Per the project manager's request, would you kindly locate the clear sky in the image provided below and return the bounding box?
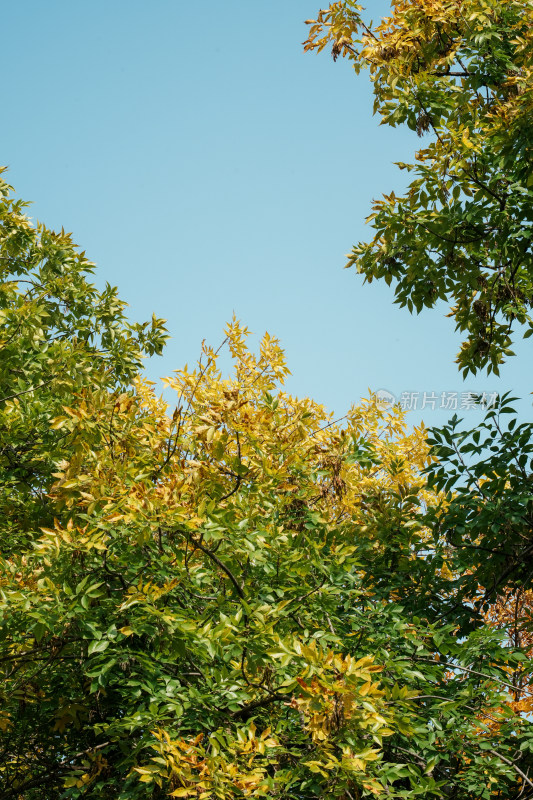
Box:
[3,1,531,427]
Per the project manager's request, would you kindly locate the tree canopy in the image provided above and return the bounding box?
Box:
[1,171,532,799]
[304,0,533,375]
[1,0,533,797]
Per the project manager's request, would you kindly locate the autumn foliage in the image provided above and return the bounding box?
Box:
[1,0,533,797]
[305,0,533,375]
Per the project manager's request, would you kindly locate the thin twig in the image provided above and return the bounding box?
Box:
[0,378,55,403]
[189,535,245,599]
[489,749,533,790]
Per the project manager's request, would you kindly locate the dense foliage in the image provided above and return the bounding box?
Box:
[303,0,533,796]
[1,0,533,797]
[0,169,167,558]
[304,0,533,375]
[1,172,532,799]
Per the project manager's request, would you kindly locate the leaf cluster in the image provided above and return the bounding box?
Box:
[305,0,533,374]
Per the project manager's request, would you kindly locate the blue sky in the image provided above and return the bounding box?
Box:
[3,0,531,426]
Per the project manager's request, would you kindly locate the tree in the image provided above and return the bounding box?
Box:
[305,3,533,794]
[486,589,533,723]
[0,168,167,558]
[304,0,533,375]
[424,396,533,610]
[3,1,533,791]
[2,175,532,798]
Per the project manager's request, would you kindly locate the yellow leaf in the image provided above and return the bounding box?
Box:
[50,416,69,429]
[106,513,124,523]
